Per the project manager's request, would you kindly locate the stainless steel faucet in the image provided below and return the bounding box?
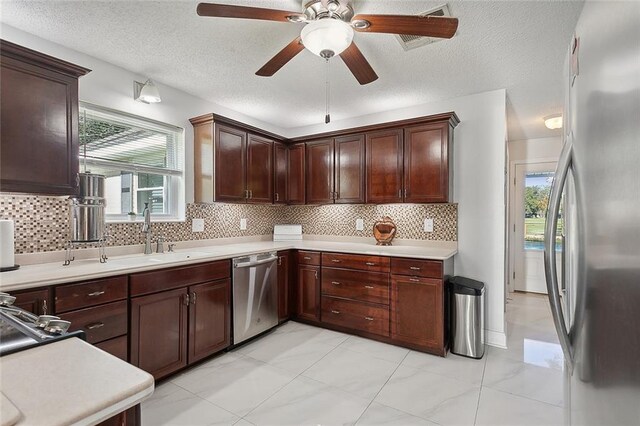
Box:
[141,202,152,255]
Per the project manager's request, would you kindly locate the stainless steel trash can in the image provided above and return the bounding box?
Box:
[450,276,485,359]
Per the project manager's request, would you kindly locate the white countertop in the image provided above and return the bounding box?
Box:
[0,239,457,292]
[0,338,154,426]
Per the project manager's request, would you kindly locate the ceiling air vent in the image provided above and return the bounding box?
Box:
[395,4,451,51]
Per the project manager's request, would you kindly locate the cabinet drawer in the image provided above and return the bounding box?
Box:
[322,252,390,272]
[298,251,321,266]
[322,268,389,305]
[59,300,127,344]
[55,276,127,313]
[130,260,230,296]
[391,258,442,279]
[95,335,128,361]
[322,296,389,337]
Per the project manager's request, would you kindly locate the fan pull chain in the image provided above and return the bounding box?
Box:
[325,58,331,124]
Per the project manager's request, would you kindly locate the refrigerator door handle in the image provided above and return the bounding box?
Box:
[544,135,574,368]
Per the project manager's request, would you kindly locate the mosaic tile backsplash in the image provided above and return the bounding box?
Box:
[0,195,457,254]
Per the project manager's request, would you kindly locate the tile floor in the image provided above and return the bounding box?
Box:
[142,292,565,425]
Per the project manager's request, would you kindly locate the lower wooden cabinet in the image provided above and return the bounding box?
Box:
[11,287,51,316]
[391,274,445,355]
[95,335,128,361]
[296,264,320,322]
[188,279,230,364]
[97,405,140,426]
[130,278,231,380]
[322,296,389,337]
[277,251,291,322]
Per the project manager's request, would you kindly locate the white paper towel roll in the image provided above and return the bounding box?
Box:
[0,219,15,268]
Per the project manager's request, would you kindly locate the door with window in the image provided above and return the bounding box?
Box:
[513,163,562,293]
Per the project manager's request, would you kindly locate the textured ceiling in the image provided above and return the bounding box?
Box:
[0,0,584,140]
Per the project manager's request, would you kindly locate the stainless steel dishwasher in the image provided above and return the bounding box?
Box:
[232,251,278,345]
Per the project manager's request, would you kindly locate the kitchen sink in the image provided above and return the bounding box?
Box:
[109,251,212,266]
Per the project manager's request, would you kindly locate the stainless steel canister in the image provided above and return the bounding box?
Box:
[68,199,105,242]
[77,172,105,204]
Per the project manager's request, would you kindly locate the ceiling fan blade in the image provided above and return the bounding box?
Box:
[197,3,304,22]
[256,37,305,77]
[352,14,458,38]
[339,42,378,85]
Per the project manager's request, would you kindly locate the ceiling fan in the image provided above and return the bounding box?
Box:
[196,0,459,85]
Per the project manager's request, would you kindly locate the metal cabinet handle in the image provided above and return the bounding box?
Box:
[183,294,190,306]
[304,256,311,260]
[87,291,105,297]
[410,266,421,271]
[278,256,282,266]
[245,189,249,198]
[364,316,374,321]
[364,285,374,289]
[315,271,318,280]
[250,190,253,199]
[409,278,420,282]
[398,189,402,198]
[331,281,341,286]
[42,299,48,315]
[404,188,408,197]
[86,322,105,330]
[331,310,340,315]
[191,292,197,305]
[331,259,341,263]
[365,262,376,266]
[275,193,279,202]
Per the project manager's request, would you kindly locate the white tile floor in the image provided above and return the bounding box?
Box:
[142,292,565,425]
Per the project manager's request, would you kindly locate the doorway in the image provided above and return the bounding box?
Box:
[512,162,562,294]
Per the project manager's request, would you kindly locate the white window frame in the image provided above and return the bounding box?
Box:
[79,102,185,223]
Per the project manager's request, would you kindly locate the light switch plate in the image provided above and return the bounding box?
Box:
[356,218,364,231]
[192,218,205,233]
[240,218,247,230]
[424,218,434,233]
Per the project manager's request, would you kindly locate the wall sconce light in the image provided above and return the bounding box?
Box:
[544,114,563,130]
[134,79,161,104]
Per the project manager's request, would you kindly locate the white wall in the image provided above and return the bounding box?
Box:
[0,24,288,205]
[292,90,509,347]
[508,137,562,162]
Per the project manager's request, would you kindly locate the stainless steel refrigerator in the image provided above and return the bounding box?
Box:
[543,1,640,425]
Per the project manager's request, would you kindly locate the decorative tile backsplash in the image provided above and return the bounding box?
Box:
[0,195,457,254]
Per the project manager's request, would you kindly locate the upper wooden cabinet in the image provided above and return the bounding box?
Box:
[191,114,279,204]
[305,139,334,204]
[0,40,90,195]
[274,142,288,204]
[287,144,305,204]
[334,135,366,204]
[366,129,404,203]
[404,122,452,203]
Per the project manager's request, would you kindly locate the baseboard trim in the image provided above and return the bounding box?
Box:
[485,330,507,348]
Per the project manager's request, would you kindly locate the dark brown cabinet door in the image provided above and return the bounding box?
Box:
[0,41,89,195]
[274,142,288,204]
[12,288,51,316]
[188,279,230,364]
[288,144,305,204]
[334,134,366,204]
[296,265,320,322]
[130,288,189,380]
[277,251,290,322]
[366,129,403,203]
[391,275,444,355]
[192,118,214,203]
[215,124,246,202]
[305,139,334,204]
[404,122,451,203]
[246,134,273,203]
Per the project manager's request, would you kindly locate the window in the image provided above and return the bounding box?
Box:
[79,103,185,221]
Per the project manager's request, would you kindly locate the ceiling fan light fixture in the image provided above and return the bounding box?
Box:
[133,79,162,104]
[286,14,307,23]
[544,114,563,129]
[301,19,354,57]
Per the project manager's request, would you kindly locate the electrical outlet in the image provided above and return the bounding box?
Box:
[424,218,434,233]
[240,218,247,230]
[192,218,205,233]
[356,218,364,231]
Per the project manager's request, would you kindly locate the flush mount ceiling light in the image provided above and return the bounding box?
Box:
[300,18,354,58]
[134,79,162,104]
[544,114,563,129]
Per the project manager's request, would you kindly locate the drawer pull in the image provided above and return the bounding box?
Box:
[331,281,341,286]
[410,266,421,271]
[364,285,375,289]
[191,292,197,305]
[364,316,374,321]
[86,322,105,330]
[331,259,341,263]
[365,262,376,266]
[409,278,421,282]
[331,310,341,315]
[87,291,105,297]
[303,256,311,260]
